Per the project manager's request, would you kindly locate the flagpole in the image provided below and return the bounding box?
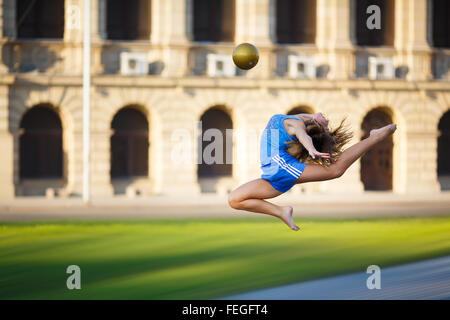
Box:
[82,0,91,203]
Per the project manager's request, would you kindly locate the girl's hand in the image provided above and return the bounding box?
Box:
[313,113,330,133]
[309,149,330,159]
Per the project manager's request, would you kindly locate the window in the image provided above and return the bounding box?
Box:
[110,107,149,178]
[198,107,232,178]
[360,108,394,190]
[107,0,151,40]
[193,0,235,42]
[438,111,450,190]
[19,105,63,179]
[276,0,316,44]
[356,0,395,46]
[17,0,64,38]
[432,0,450,48]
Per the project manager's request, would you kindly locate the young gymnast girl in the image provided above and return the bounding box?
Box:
[228,112,397,231]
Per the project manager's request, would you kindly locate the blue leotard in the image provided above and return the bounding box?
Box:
[260,114,307,192]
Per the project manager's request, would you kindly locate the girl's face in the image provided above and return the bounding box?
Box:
[314,113,330,133]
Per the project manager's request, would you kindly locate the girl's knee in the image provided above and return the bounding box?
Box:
[228,192,243,210]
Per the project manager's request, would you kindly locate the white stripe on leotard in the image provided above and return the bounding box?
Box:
[273,157,300,178]
[272,155,301,178]
[274,154,303,176]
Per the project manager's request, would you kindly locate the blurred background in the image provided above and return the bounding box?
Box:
[0,0,449,300]
[0,0,449,199]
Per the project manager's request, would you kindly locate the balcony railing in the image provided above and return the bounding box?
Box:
[1,38,448,83]
[1,39,67,74]
[433,49,450,80]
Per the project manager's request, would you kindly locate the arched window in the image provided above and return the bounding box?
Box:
[19,105,63,179]
[438,110,450,190]
[17,0,64,38]
[107,0,151,40]
[360,108,393,190]
[276,0,316,44]
[110,107,149,178]
[432,0,450,48]
[355,0,395,46]
[193,0,235,42]
[198,107,233,178]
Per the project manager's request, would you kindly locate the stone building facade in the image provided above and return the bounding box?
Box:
[0,0,449,199]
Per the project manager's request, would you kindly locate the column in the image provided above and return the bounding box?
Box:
[316,0,354,79]
[90,130,114,197]
[64,0,105,42]
[157,104,201,195]
[91,0,106,74]
[235,0,275,78]
[151,0,190,77]
[403,98,441,193]
[63,0,105,74]
[0,84,14,198]
[395,0,432,81]
[321,98,365,194]
[88,91,114,198]
[405,131,441,193]
[235,0,274,45]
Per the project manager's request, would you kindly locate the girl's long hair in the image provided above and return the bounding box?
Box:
[285,118,353,167]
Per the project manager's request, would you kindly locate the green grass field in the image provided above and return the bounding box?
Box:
[1,216,450,299]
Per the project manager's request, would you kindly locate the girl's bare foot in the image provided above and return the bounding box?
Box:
[279,206,300,231]
[369,124,397,143]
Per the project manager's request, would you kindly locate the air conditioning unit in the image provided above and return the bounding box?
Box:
[120,52,149,75]
[288,55,315,79]
[368,57,394,80]
[207,53,235,77]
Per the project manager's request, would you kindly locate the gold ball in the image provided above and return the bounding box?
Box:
[232,43,259,70]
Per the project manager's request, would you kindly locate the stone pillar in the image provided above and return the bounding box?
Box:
[316,0,354,79]
[64,0,82,42]
[64,0,105,42]
[87,89,115,198]
[150,0,166,44]
[68,112,107,198]
[405,132,441,193]
[64,0,105,74]
[63,0,82,75]
[394,0,432,81]
[167,0,191,44]
[402,98,441,194]
[235,0,274,45]
[235,0,275,78]
[89,130,114,197]
[157,104,200,195]
[321,96,364,194]
[0,84,14,198]
[151,0,190,77]
[68,132,84,196]
[91,0,106,74]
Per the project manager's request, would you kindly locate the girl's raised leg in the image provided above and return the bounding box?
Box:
[296,124,397,184]
[228,179,300,231]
